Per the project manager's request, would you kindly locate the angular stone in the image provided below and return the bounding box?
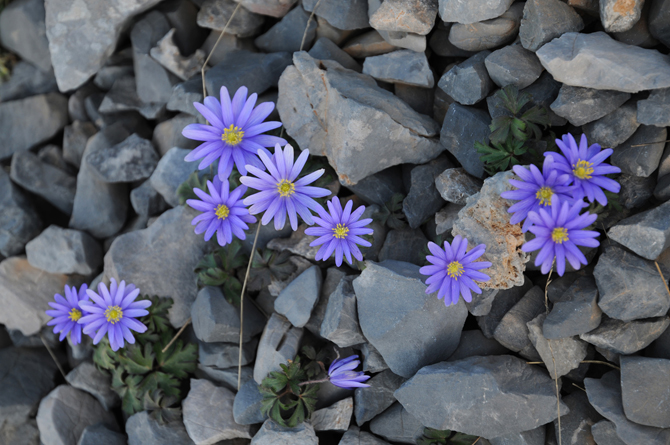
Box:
[608,200,670,260]
[93,65,134,91]
[394,84,433,116]
[149,147,199,207]
[86,133,158,183]
[439,0,514,24]
[153,114,199,156]
[150,29,205,82]
[63,121,98,168]
[199,339,257,369]
[344,166,404,207]
[616,173,653,210]
[274,265,322,328]
[583,100,640,148]
[266,224,322,261]
[354,369,405,426]
[656,174,670,202]
[440,104,490,178]
[360,342,388,373]
[600,0,644,32]
[253,313,303,384]
[369,403,424,444]
[438,51,493,106]
[528,313,589,378]
[78,423,126,445]
[594,245,670,321]
[182,379,251,444]
[403,156,452,228]
[45,0,164,92]
[277,52,441,186]
[585,371,670,445]
[591,420,627,445]
[0,61,58,102]
[637,88,670,127]
[67,83,99,122]
[321,276,366,348]
[38,144,71,173]
[362,50,434,88]
[353,260,467,378]
[543,276,601,339]
[485,44,544,89]
[305,267,347,337]
[26,226,101,275]
[580,316,670,354]
[395,355,567,438]
[233,379,267,425]
[197,0,264,36]
[98,76,165,120]
[342,30,398,58]
[620,356,670,428]
[489,427,545,445]
[550,85,630,126]
[649,0,670,47]
[251,419,318,444]
[197,364,254,390]
[66,362,118,411]
[446,329,510,361]
[302,0,368,30]
[434,167,482,206]
[429,22,476,56]
[254,5,315,53]
[377,228,428,266]
[448,3,524,52]
[553,390,601,445]
[519,0,584,52]
[130,180,167,217]
[308,37,361,72]
[311,397,353,432]
[369,0,437,35]
[126,411,192,445]
[0,0,51,72]
[235,0,297,17]
[36,385,117,445]
[477,275,533,337]
[520,71,567,126]
[493,286,544,358]
[205,50,291,98]
[166,76,204,119]
[339,426,391,445]
[537,31,670,93]
[435,203,464,236]
[612,125,667,178]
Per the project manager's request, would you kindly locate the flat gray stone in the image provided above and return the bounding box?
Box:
[649,0,670,47]
[493,286,544,359]
[321,276,366,348]
[619,173,656,209]
[274,265,322,328]
[126,411,192,445]
[608,200,670,260]
[77,423,126,445]
[302,0,369,30]
[233,379,267,425]
[86,133,159,183]
[369,0,438,35]
[26,226,102,275]
[583,100,640,148]
[446,329,510,361]
[485,44,544,89]
[435,203,464,236]
[550,85,630,126]
[98,76,165,119]
[311,397,353,432]
[369,403,424,444]
[435,167,482,205]
[149,147,199,207]
[591,420,627,445]
[342,30,398,58]
[395,355,568,438]
[440,103,490,178]
[339,426,391,445]
[150,29,205,82]
[344,167,404,207]
[519,0,584,52]
[0,61,58,102]
[439,0,514,24]
[552,390,601,445]
[354,369,405,426]
[438,51,493,105]
[448,3,524,52]
[0,169,42,258]
[362,50,434,88]
[377,228,427,266]
[152,114,199,156]
[0,0,51,72]
[543,276,602,339]
[477,275,533,337]
[305,267,347,337]
[489,427,545,445]
[600,0,644,32]
[527,313,589,379]
[130,180,167,217]
[403,156,452,229]
[611,125,667,177]
[308,37,361,72]
[254,5,315,53]
[253,313,303,384]
[166,76,204,119]
[197,364,253,391]
[251,419,317,444]
[66,362,118,411]
[621,355,670,428]
[63,121,98,168]
[638,88,670,127]
[199,339,257,369]
[197,0,264,36]
[580,316,670,354]
[234,0,297,17]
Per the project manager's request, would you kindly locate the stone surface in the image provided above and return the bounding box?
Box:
[600,0,644,32]
[0,61,58,102]
[345,167,404,207]
[489,427,545,445]
[493,286,544,359]
[361,342,389,373]
[265,224,322,261]
[528,313,589,379]
[153,113,199,156]
[638,88,670,127]
[362,50,434,88]
[149,147,199,207]
[233,379,267,425]
[339,426,391,445]
[274,265,322,328]
[253,313,303,384]
[234,0,297,17]
[86,133,159,183]
[66,362,118,411]
[36,385,117,445]
[477,276,533,336]
[130,180,168,217]
[321,276,366,348]
[45,0,164,92]
[594,245,670,321]
[403,156,452,228]
[353,260,467,378]
[342,30,398,58]
[311,397,353,432]
[620,355,670,428]
[251,419,318,444]
[485,44,544,89]
[63,121,98,168]
[302,0,368,30]
[439,0,514,24]
[369,0,437,35]
[395,355,567,438]
[553,390,602,445]
[305,267,347,337]
[254,5,316,53]
[440,103,490,178]
[435,203,464,235]
[183,379,251,444]
[192,286,264,343]
[378,229,428,267]
[580,316,670,354]
[277,52,441,186]
[434,168,483,205]
[608,200,670,260]
[369,403,424,444]
[550,85,630,126]
[591,420,627,445]
[26,226,102,276]
[309,37,361,72]
[438,51,493,105]
[354,369,405,426]
[446,329,509,361]
[543,276,601,339]
[77,423,126,445]
[612,125,667,177]
[126,411,192,445]
[448,3,524,52]
[98,76,165,119]
[583,100,640,148]
[150,29,205,82]
[536,31,670,93]
[520,71,567,126]
[619,173,655,209]
[199,339,257,369]
[196,364,254,390]
[205,50,291,98]
[0,0,51,72]
[519,0,584,52]
[649,0,670,47]
[166,76,204,118]
[197,0,264,36]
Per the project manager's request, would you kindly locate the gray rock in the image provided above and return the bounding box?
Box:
[266,224,323,261]
[130,180,168,217]
[637,88,670,127]
[86,133,158,183]
[302,0,368,30]
[656,174,670,202]
[196,364,254,390]
[435,167,482,205]
[0,0,51,72]
[66,362,118,411]
[153,114,199,156]
[519,0,584,52]
[552,390,601,445]
[394,84,434,116]
[77,423,126,445]
[395,355,567,438]
[438,51,493,105]
[489,427,545,445]
[251,419,318,444]
[253,313,303,384]
[274,265,322,328]
[305,267,347,337]
[339,426,391,445]
[446,329,510,361]
[182,379,251,444]
[369,403,424,444]
[45,0,164,92]
[149,147,199,207]
[362,50,434,88]
[360,342,389,373]
[0,93,68,160]
[321,276,366,347]
[485,44,544,89]
[103,206,209,327]
[197,0,264,36]
[354,370,405,426]
[150,29,205,82]
[448,3,524,52]
[591,420,627,445]
[620,356,670,428]
[439,103,490,178]
[537,31,670,93]
[38,144,72,173]
[594,245,670,321]
[583,100,640,148]
[528,313,589,379]
[377,228,428,266]
[309,37,361,72]
[585,371,670,445]
[255,5,316,53]
[67,83,99,122]
[353,260,468,378]
[543,276,601,339]
[403,156,452,228]
[477,275,533,337]
[612,0,658,47]
[617,172,655,209]
[649,0,670,48]
[611,125,667,177]
[341,30,398,58]
[277,52,441,186]
[493,286,544,359]
[0,61,58,102]
[520,71,567,126]
[311,397,353,432]
[234,0,297,17]
[550,85,630,126]
[233,379,267,425]
[126,411,192,445]
[166,76,204,119]
[36,385,117,445]
[439,0,514,24]
[192,286,264,343]
[98,76,165,120]
[93,65,134,91]
[608,199,670,260]
[369,0,437,35]
[435,203,464,236]
[580,316,670,354]
[600,0,644,32]
[26,226,102,275]
[205,50,291,97]
[199,339,256,371]
[63,121,98,168]
[345,167,404,207]
[429,22,477,56]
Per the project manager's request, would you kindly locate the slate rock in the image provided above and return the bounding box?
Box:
[309,37,361,72]
[519,0,584,52]
[149,147,199,207]
[183,379,251,444]
[251,419,318,444]
[234,0,297,17]
[360,342,389,373]
[254,5,316,53]
[354,369,405,426]
[403,156,452,228]
[440,103,490,178]
[197,0,264,36]
[233,379,267,425]
[619,174,655,209]
[395,355,568,438]
[305,267,347,337]
[583,100,640,148]
[167,76,204,118]
[434,167,483,205]
[485,44,544,89]
[580,315,670,354]
[196,364,254,391]
[594,245,670,320]
[130,180,168,217]
[368,403,424,444]
[429,22,477,56]
[612,0,658,47]
[339,426,391,445]
[362,50,434,88]
[192,286,264,343]
[520,71,567,126]
[543,275,601,339]
[26,226,102,276]
[353,260,467,378]
[344,166,404,207]
[591,420,627,445]
[394,84,434,116]
[45,0,164,92]
[205,50,291,98]
[36,385,117,445]
[98,76,165,120]
[311,397,353,432]
[126,411,192,445]
[77,423,126,445]
[553,390,602,445]
[377,228,428,266]
[199,339,257,370]
[528,313,589,378]
[0,0,51,72]
[438,51,493,106]
[341,30,398,58]
[253,313,303,384]
[66,362,118,411]
[600,0,644,32]
[448,3,524,52]
[321,276,366,348]
[369,0,438,35]
[537,31,670,92]
[620,355,670,428]
[274,265,322,328]
[608,199,670,260]
[302,0,368,30]
[93,65,134,91]
[446,329,510,361]
[86,133,159,183]
[38,144,72,173]
[435,203,464,236]
[489,427,545,445]
[0,61,58,102]
[493,286,544,359]
[439,0,514,24]
[149,29,205,82]
[477,275,533,337]
[153,114,199,156]
[550,85,630,126]
[611,125,667,177]
[656,174,670,202]
[637,88,670,127]
[63,121,98,168]
[67,84,99,122]
[649,0,670,47]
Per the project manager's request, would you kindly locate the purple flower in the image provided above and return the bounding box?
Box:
[328,355,370,389]
[78,279,151,351]
[304,197,373,267]
[545,133,621,206]
[186,176,256,246]
[46,284,90,344]
[500,157,575,232]
[522,195,600,276]
[419,236,492,306]
[182,86,287,180]
[240,143,331,231]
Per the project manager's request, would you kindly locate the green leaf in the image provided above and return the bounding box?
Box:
[286,400,305,428]
[157,340,198,379]
[92,338,118,370]
[118,342,155,375]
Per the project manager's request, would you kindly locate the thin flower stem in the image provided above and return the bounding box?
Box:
[631,139,670,147]
[161,317,191,353]
[201,2,242,99]
[655,261,670,299]
[298,378,330,386]
[238,222,262,390]
[543,263,562,445]
[580,360,620,370]
[471,437,481,445]
[299,0,321,52]
[572,383,586,392]
[40,334,68,382]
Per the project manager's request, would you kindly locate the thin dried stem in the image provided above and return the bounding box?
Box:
[655,261,670,298]
[238,222,262,390]
[572,383,586,392]
[543,264,562,445]
[201,2,243,99]
[40,334,68,382]
[471,437,481,445]
[631,139,670,147]
[580,360,620,370]
[162,318,191,353]
[300,0,322,52]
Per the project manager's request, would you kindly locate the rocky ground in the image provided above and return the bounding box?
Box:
[1,0,670,444]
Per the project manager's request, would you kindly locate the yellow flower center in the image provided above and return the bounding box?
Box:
[277,179,295,197]
[222,124,244,146]
[215,204,229,220]
[535,187,554,206]
[447,261,464,279]
[105,306,123,324]
[69,308,82,322]
[332,223,349,239]
[552,227,569,244]
[572,159,594,180]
